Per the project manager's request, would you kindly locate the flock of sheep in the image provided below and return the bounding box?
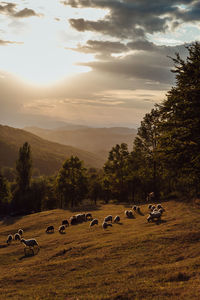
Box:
[5,202,165,256]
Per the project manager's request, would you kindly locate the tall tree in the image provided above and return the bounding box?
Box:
[159,42,200,195]
[12,142,32,212]
[104,143,129,202]
[0,173,11,214]
[56,156,88,208]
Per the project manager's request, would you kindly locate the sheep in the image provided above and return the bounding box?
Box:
[151,205,156,211]
[125,210,129,217]
[102,222,112,230]
[70,216,78,225]
[148,204,152,210]
[46,225,54,233]
[104,215,112,223]
[114,215,120,223]
[21,238,39,248]
[90,219,98,228]
[86,213,92,220]
[21,238,39,256]
[132,205,137,211]
[7,234,13,245]
[158,208,164,214]
[18,229,23,236]
[14,233,21,241]
[62,220,69,227]
[147,211,162,222]
[59,225,65,233]
[75,214,86,223]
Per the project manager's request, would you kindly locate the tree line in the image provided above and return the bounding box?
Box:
[1,42,200,215]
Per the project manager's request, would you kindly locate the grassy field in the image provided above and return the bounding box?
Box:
[1,200,200,299]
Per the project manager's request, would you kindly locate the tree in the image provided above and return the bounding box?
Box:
[0,173,11,214]
[56,156,88,208]
[104,143,129,202]
[12,142,32,212]
[158,42,200,196]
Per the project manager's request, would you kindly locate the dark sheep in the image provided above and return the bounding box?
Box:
[46,225,54,233]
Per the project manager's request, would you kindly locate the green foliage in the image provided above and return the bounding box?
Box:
[104,143,130,202]
[0,173,11,214]
[56,156,88,208]
[16,142,32,191]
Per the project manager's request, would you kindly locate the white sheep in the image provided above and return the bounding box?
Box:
[90,219,98,228]
[102,222,112,230]
[86,213,92,220]
[18,229,23,236]
[59,225,66,233]
[7,234,13,245]
[14,233,21,241]
[132,205,137,211]
[114,215,120,223]
[104,215,112,223]
[125,210,129,217]
[62,220,69,227]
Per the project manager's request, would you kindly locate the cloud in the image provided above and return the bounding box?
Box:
[14,8,40,18]
[0,2,40,18]
[64,0,197,39]
[0,39,23,45]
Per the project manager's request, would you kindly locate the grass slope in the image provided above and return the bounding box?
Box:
[0,200,200,299]
[0,125,105,175]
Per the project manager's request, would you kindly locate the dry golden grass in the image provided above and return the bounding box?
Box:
[1,200,200,299]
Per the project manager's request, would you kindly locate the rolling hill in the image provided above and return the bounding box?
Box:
[0,200,200,299]
[0,125,105,175]
[24,126,137,159]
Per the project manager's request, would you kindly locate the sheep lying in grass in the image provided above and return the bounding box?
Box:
[59,225,66,234]
[114,215,120,223]
[102,222,112,230]
[14,233,21,241]
[21,238,39,256]
[104,215,112,223]
[46,225,54,233]
[90,219,98,228]
[7,234,13,245]
[18,229,23,236]
[62,220,69,227]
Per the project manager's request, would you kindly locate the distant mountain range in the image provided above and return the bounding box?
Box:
[0,125,105,175]
[24,126,137,159]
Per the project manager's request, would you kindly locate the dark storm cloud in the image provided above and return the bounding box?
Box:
[64,0,197,38]
[0,2,40,18]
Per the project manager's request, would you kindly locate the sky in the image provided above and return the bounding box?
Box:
[0,0,200,129]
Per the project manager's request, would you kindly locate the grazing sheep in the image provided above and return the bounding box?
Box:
[59,225,66,233]
[70,216,78,225]
[46,225,54,233]
[14,233,21,241]
[75,214,86,223]
[125,210,129,217]
[151,205,156,211]
[158,208,164,214]
[104,215,112,223]
[62,220,69,227]
[21,238,39,248]
[102,222,112,230]
[114,215,120,223]
[132,205,137,211]
[148,204,152,210]
[90,219,98,228]
[18,229,23,236]
[86,213,92,220]
[125,210,134,218]
[7,234,13,245]
[147,211,162,222]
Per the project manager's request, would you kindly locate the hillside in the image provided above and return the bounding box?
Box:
[24,126,137,159]
[0,200,200,299]
[0,125,105,175]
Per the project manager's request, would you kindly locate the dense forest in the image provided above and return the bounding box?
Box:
[1,42,200,216]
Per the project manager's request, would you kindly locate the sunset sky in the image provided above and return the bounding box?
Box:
[0,0,200,128]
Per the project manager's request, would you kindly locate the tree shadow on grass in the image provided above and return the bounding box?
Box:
[2,215,23,226]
